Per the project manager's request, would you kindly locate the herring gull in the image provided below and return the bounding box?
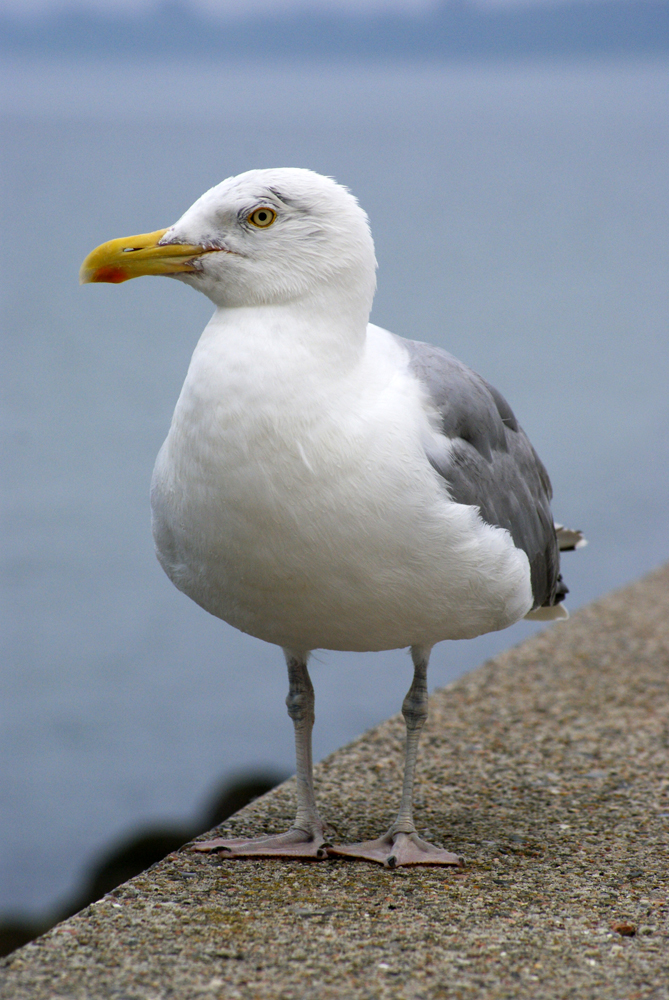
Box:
[80,168,585,867]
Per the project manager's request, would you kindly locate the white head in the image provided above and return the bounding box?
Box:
[81,168,377,317]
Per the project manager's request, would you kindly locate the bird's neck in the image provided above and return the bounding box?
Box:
[207,281,371,376]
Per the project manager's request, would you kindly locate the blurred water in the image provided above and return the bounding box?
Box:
[1,56,668,916]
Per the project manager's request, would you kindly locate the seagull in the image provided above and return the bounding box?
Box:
[80,168,584,868]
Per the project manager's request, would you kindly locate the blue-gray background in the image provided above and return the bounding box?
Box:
[2,50,668,917]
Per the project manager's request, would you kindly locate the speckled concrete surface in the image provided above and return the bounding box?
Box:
[2,564,668,999]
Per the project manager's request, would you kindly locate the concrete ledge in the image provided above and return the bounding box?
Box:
[2,565,669,999]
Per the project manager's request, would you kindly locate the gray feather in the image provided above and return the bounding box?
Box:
[400,336,564,611]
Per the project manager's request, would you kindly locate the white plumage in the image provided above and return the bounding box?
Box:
[81,168,582,867]
[151,318,532,652]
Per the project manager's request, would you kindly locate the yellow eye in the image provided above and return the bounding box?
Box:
[248,207,277,228]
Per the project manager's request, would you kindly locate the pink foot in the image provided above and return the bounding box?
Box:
[328,831,464,869]
[189,826,329,860]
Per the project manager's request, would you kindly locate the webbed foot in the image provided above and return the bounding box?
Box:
[190,826,329,860]
[327,830,463,869]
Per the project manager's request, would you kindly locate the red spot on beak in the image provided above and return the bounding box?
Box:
[93,266,128,284]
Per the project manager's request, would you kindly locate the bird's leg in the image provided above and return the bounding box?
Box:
[328,646,463,868]
[389,647,430,837]
[191,650,329,859]
[284,650,328,845]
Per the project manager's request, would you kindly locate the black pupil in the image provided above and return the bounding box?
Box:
[257,212,267,222]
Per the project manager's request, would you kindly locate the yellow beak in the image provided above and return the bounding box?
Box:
[79,229,207,285]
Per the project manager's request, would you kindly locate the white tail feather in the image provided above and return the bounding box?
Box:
[525,604,569,622]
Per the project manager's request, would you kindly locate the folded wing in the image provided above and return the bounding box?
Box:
[401,337,567,613]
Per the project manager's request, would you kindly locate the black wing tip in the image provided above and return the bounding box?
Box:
[555,524,588,552]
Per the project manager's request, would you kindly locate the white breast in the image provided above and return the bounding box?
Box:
[151,313,532,652]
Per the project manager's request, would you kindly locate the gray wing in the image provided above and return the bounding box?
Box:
[400,336,566,611]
